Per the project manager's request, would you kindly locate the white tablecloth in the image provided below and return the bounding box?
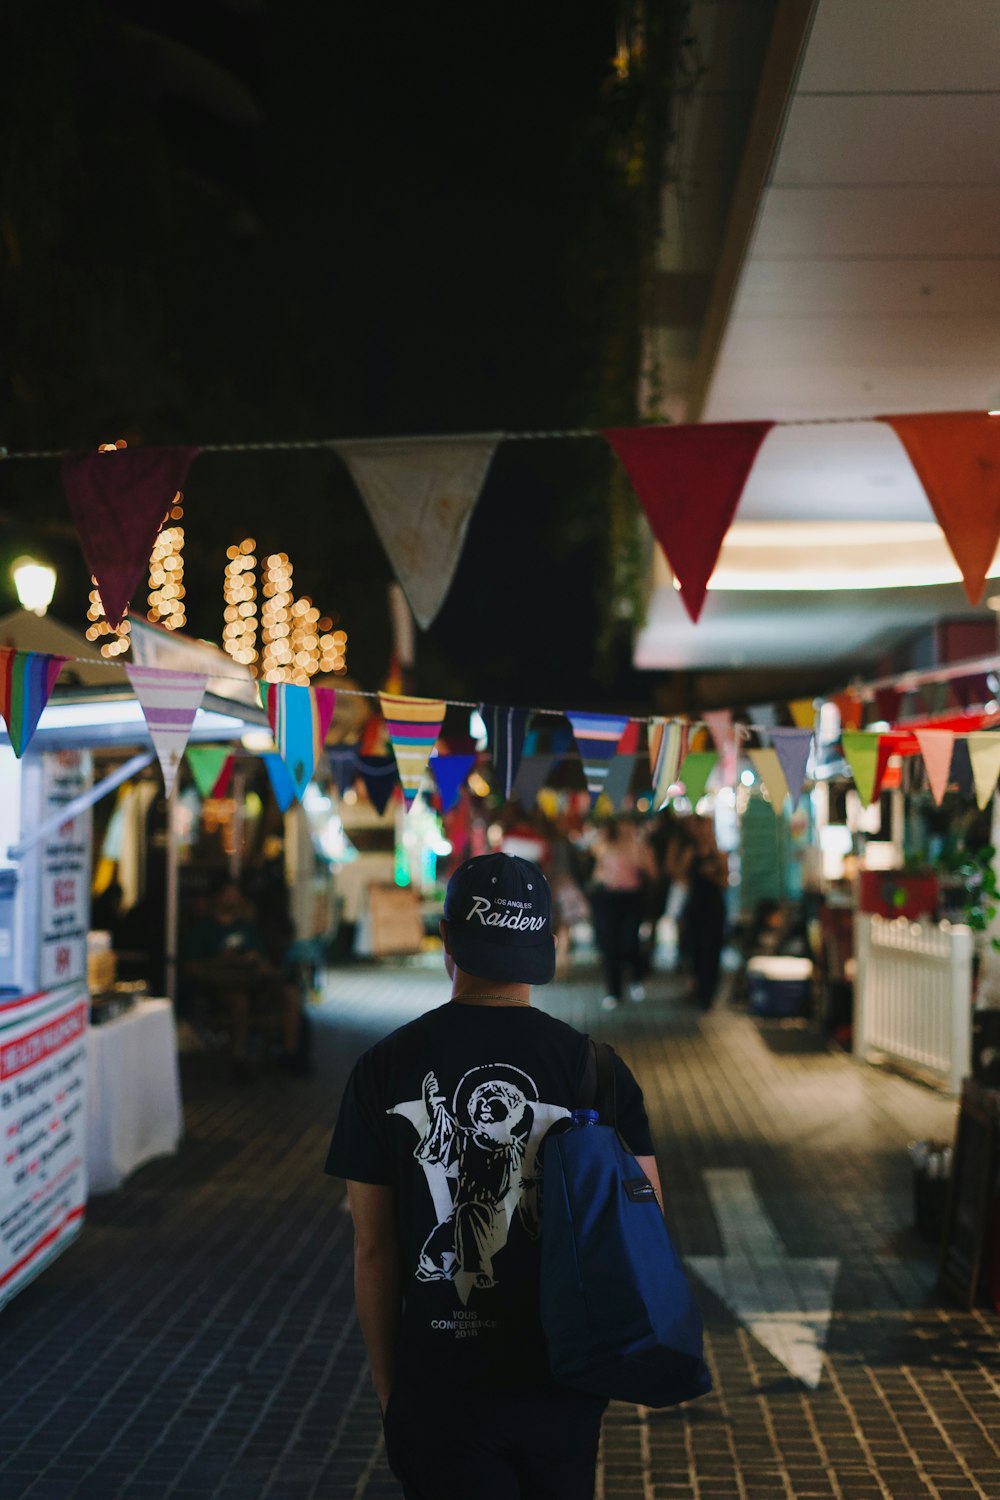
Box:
[85,999,183,1194]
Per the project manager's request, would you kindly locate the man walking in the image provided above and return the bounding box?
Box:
[326,852,660,1499]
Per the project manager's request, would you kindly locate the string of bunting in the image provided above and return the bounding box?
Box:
[5,408,999,633]
[3,645,1000,815]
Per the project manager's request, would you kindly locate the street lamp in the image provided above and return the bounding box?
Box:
[12,557,57,616]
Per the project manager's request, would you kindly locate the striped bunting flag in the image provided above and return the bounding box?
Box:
[126,665,208,794]
[260,683,337,803]
[0,648,67,758]
[648,719,685,809]
[566,711,630,807]
[480,703,529,801]
[379,693,446,811]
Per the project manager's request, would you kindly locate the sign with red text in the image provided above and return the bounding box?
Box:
[38,753,91,991]
[0,985,88,1311]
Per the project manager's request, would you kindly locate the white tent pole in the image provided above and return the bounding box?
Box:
[6,751,155,860]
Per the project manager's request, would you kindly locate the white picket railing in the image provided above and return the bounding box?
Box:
[853,913,974,1094]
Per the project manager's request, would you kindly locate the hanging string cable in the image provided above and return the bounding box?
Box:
[0,413,910,463]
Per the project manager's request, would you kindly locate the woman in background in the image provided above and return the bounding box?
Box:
[591,818,656,1011]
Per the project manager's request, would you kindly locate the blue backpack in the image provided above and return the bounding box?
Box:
[540,1040,712,1408]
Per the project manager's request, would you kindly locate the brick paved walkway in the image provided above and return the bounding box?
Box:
[1,965,998,1500]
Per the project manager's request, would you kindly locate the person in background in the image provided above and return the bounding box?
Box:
[184,878,301,1078]
[590,818,656,1011]
[549,813,590,979]
[91,881,125,949]
[673,816,728,1010]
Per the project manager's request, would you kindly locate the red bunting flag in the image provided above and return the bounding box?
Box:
[603,422,774,622]
[62,446,200,629]
[878,412,1000,606]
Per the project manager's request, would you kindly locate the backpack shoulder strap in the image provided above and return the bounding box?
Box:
[579,1037,617,1125]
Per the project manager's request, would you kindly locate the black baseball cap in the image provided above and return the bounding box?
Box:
[443,853,555,985]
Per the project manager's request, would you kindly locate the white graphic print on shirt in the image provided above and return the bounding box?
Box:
[388,1063,569,1306]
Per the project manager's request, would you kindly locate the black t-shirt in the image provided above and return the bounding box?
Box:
[325,1000,653,1389]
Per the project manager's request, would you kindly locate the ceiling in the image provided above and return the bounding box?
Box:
[635,0,1000,680]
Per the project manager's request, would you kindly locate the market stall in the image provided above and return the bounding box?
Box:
[0,615,271,1306]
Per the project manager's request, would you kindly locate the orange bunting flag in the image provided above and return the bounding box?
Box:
[878,411,1000,606]
[832,693,863,732]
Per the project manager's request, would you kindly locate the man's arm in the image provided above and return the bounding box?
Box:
[346,1180,402,1411]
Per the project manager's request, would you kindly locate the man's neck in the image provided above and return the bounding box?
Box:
[450,981,532,1007]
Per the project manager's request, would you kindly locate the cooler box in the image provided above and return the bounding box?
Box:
[747,955,813,1018]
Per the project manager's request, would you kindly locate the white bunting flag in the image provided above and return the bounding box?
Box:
[127,666,208,795]
[336,436,500,629]
[967,733,1000,810]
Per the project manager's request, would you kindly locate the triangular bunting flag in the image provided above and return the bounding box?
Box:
[832,692,863,732]
[616,720,640,756]
[878,412,1000,605]
[650,720,685,809]
[0,648,66,758]
[566,711,631,806]
[126,665,207,795]
[337,437,499,629]
[967,733,1000,810]
[601,753,638,811]
[788,698,816,731]
[357,755,399,816]
[873,736,900,803]
[328,746,358,796]
[750,702,777,730]
[841,731,880,805]
[874,687,901,725]
[512,755,554,811]
[748,748,789,813]
[481,704,529,801]
[678,750,717,808]
[769,728,813,810]
[62,446,199,629]
[703,708,737,786]
[379,692,446,811]
[603,421,774,622]
[919,680,950,716]
[186,745,234,800]
[260,683,337,802]
[430,753,476,813]
[263,753,296,814]
[914,729,955,807]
